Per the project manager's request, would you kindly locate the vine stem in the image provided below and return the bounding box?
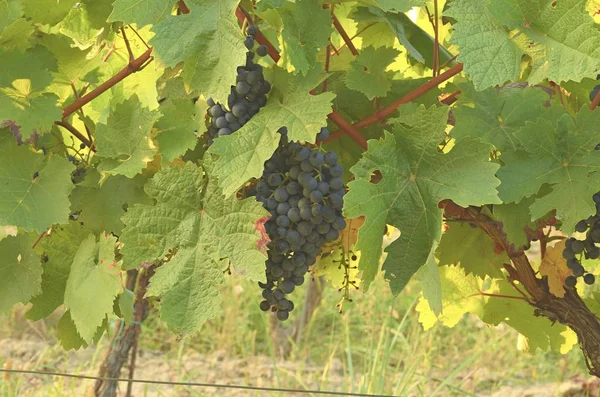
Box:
[591,87,600,110]
[177,0,190,14]
[55,120,95,151]
[331,11,359,56]
[62,48,153,119]
[354,63,464,128]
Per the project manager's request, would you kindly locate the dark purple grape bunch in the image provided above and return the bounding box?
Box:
[256,127,345,321]
[564,192,600,288]
[205,25,271,146]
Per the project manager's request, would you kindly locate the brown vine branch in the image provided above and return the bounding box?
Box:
[331,11,359,56]
[62,48,153,119]
[327,112,368,150]
[177,0,190,14]
[591,87,600,110]
[440,89,461,106]
[354,63,464,128]
[55,120,95,151]
[441,200,600,377]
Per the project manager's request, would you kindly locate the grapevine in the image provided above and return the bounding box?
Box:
[2,0,600,390]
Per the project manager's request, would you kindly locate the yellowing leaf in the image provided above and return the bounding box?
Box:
[539,240,571,298]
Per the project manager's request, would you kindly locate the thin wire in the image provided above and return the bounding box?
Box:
[0,368,394,397]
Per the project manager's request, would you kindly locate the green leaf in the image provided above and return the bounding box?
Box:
[155,98,203,162]
[120,161,269,333]
[277,0,333,75]
[447,0,600,89]
[118,288,135,324]
[69,170,152,235]
[451,83,549,152]
[64,233,121,342]
[149,0,246,104]
[57,310,107,350]
[0,18,34,51]
[344,104,501,293]
[26,222,90,320]
[209,67,335,196]
[0,0,23,32]
[481,282,576,352]
[22,0,78,26]
[0,46,60,138]
[109,0,176,26]
[351,7,453,65]
[0,233,42,313]
[59,0,113,49]
[358,0,424,13]
[493,197,539,248]
[497,107,600,234]
[0,131,75,232]
[415,243,442,316]
[96,95,162,178]
[416,264,490,329]
[436,222,505,278]
[346,46,400,100]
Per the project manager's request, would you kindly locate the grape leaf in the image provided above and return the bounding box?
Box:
[451,83,549,152]
[415,243,442,316]
[22,0,78,26]
[96,95,162,178]
[447,0,600,89]
[493,198,538,249]
[208,66,335,196]
[497,107,600,234]
[0,18,33,51]
[59,0,113,49]
[436,222,505,278]
[120,160,269,333]
[539,240,571,298]
[155,98,203,162]
[0,131,75,232]
[0,46,60,138]
[481,282,577,352]
[109,0,176,26]
[149,0,246,104]
[276,0,333,75]
[358,0,424,13]
[351,7,453,65]
[0,0,23,32]
[416,264,491,329]
[0,233,42,313]
[346,46,400,100]
[26,222,90,320]
[57,310,107,350]
[64,233,121,342]
[344,104,501,293]
[69,171,151,235]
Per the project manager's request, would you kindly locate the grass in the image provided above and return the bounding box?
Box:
[0,274,592,396]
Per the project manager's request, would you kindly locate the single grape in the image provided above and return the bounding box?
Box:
[259,300,271,311]
[256,45,268,57]
[277,202,290,215]
[316,127,329,141]
[268,173,283,187]
[328,193,343,209]
[280,280,295,294]
[562,248,576,260]
[584,273,596,285]
[210,105,224,117]
[309,151,325,167]
[300,206,312,220]
[217,128,232,136]
[274,187,289,202]
[215,116,228,128]
[565,275,577,288]
[232,102,247,117]
[294,147,310,162]
[297,221,312,236]
[288,207,302,223]
[246,25,258,36]
[273,289,285,300]
[330,164,344,177]
[573,264,585,277]
[317,181,329,195]
[324,152,338,166]
[244,36,254,49]
[276,215,290,227]
[277,310,289,321]
[310,190,323,203]
[575,220,589,233]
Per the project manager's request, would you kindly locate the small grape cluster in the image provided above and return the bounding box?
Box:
[563,192,600,288]
[256,127,346,321]
[205,25,271,146]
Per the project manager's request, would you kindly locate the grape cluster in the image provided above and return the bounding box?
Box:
[563,192,600,288]
[205,25,271,146]
[256,127,346,321]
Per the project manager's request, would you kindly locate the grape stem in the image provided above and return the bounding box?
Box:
[62,47,154,119]
[591,86,600,110]
[330,10,359,56]
[55,121,95,151]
